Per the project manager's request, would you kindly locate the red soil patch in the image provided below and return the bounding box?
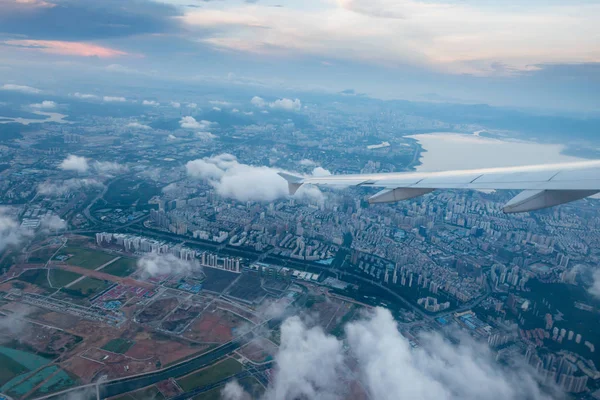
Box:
[183,309,242,344]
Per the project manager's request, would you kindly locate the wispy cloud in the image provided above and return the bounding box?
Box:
[30,100,57,109]
[181,1,600,76]
[71,92,98,99]
[1,84,41,94]
[4,40,127,58]
[103,96,126,102]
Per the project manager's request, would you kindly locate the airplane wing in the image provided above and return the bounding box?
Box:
[278,161,600,213]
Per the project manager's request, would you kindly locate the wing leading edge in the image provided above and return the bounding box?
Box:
[278,161,600,213]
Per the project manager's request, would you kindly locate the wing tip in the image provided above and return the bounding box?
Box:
[278,172,304,195]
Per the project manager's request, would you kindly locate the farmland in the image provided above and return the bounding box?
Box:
[57,246,116,270]
[177,358,243,392]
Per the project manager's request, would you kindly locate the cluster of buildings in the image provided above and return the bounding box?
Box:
[96,232,242,273]
[247,262,320,282]
[417,296,450,312]
[526,349,589,393]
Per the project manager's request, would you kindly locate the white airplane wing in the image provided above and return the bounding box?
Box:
[279,161,600,213]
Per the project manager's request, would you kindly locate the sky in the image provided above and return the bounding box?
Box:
[0,0,599,112]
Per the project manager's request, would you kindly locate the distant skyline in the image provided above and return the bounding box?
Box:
[0,0,599,112]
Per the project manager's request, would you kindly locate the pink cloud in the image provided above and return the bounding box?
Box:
[4,40,127,58]
[14,0,55,8]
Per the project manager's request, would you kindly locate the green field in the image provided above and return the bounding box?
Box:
[64,277,110,298]
[191,376,264,400]
[192,387,221,400]
[16,269,52,290]
[112,385,165,400]
[57,246,116,270]
[5,365,58,398]
[177,358,243,392]
[101,257,137,277]
[32,368,77,397]
[28,247,57,264]
[238,376,266,399]
[49,270,82,288]
[0,353,28,386]
[102,338,135,354]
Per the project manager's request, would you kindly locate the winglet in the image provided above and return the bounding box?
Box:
[278,172,304,195]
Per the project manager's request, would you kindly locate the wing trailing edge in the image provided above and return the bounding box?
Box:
[277,161,600,213]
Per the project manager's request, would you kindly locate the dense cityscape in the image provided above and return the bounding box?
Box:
[0,82,598,400]
[1,0,600,397]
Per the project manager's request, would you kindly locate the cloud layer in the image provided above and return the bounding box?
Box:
[228,307,552,400]
[182,1,600,76]
[0,208,33,253]
[37,179,103,196]
[59,154,89,173]
[589,269,600,299]
[30,100,57,109]
[251,96,302,111]
[137,253,200,278]
[180,116,214,130]
[186,154,323,203]
[1,84,41,94]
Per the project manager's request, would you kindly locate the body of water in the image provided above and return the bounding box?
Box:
[408,132,584,172]
[0,111,72,125]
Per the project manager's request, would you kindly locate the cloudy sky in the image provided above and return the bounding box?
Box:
[1,0,598,111]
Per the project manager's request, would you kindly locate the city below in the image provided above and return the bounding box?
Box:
[0,82,600,400]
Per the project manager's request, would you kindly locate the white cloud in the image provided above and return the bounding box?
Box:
[232,108,240,113]
[137,253,200,278]
[300,159,316,167]
[221,381,251,400]
[243,111,254,116]
[185,154,324,203]
[93,161,128,175]
[264,315,346,400]
[251,96,302,111]
[312,166,331,177]
[1,84,41,94]
[270,98,302,111]
[0,306,32,341]
[182,1,600,76]
[196,131,216,140]
[212,107,222,112]
[187,102,198,108]
[29,100,57,109]
[250,96,267,108]
[103,96,127,102]
[126,122,152,130]
[71,92,98,99]
[40,214,67,231]
[142,100,159,106]
[180,116,215,130]
[590,269,600,299]
[37,179,103,196]
[0,208,33,253]
[59,154,89,173]
[245,307,551,400]
[186,156,229,181]
[210,100,232,107]
[170,101,181,108]
[167,134,177,141]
